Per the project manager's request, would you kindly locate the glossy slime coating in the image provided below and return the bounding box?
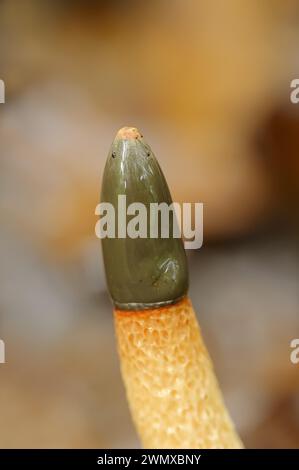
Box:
[101,127,188,310]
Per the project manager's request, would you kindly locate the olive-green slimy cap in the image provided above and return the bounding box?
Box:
[100,127,188,310]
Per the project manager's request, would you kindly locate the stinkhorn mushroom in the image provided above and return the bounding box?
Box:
[99,127,242,449]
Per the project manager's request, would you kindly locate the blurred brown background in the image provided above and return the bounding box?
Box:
[0,0,298,448]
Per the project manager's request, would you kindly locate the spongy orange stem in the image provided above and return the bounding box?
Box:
[114,297,243,449]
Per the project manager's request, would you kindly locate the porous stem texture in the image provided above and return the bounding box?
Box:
[114,297,243,449]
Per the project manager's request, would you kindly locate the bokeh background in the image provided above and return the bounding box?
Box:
[0,0,299,448]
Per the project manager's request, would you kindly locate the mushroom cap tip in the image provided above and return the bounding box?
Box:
[116,126,142,140]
